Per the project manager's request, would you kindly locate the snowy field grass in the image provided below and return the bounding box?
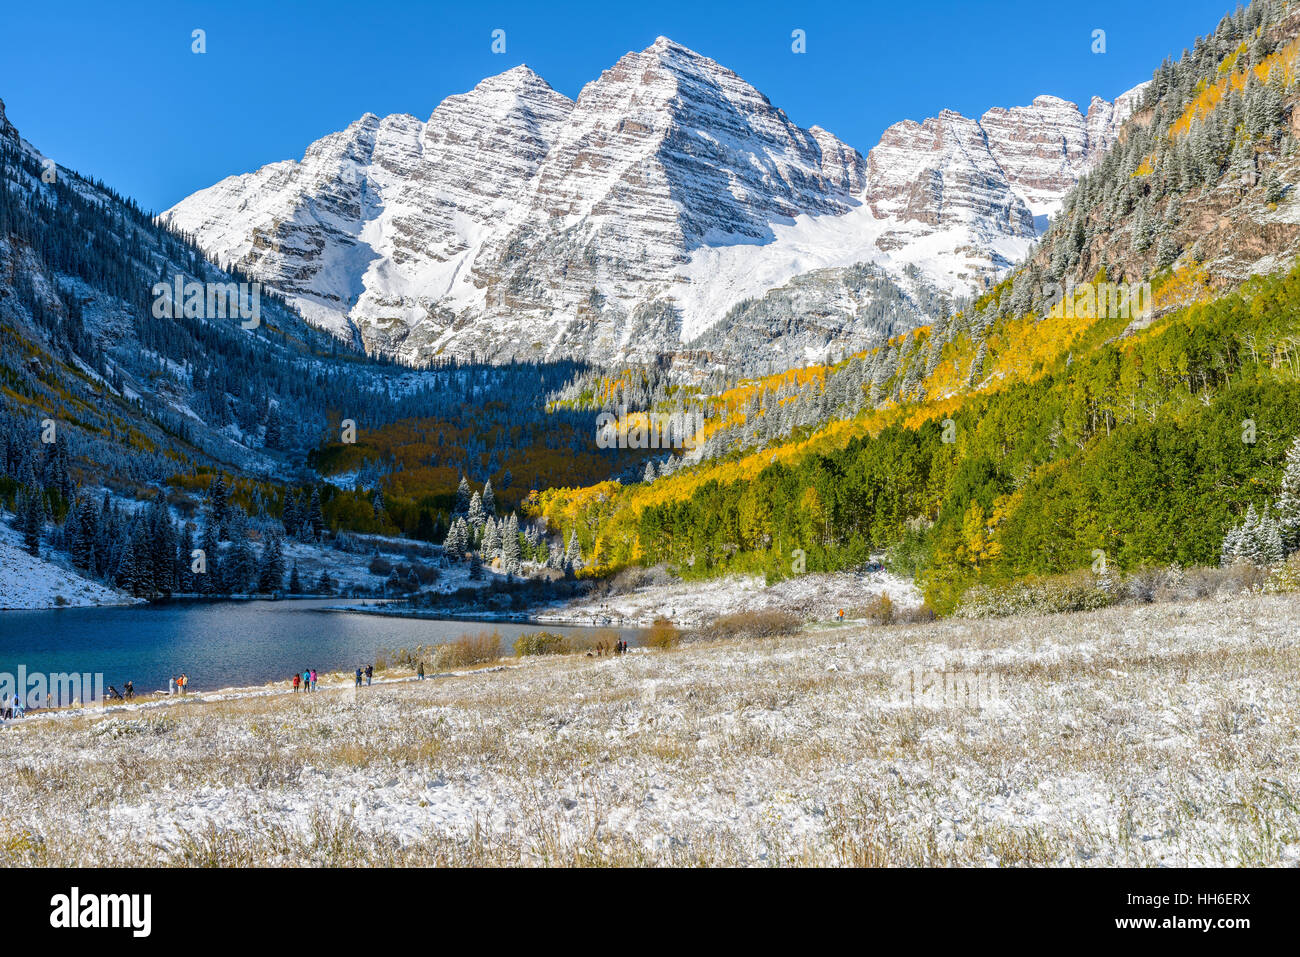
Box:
[537,568,922,626]
[1,591,1298,866]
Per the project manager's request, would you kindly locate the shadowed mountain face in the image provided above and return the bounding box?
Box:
[162,39,1143,369]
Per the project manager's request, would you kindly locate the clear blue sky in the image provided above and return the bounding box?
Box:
[0,0,1233,212]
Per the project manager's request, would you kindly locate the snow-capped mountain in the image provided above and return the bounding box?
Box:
[163,38,1144,367]
[980,89,1148,220]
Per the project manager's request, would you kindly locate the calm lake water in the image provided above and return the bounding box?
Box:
[0,599,642,695]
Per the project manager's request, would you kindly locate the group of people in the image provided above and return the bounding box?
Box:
[287,664,379,693]
[1,694,23,720]
[590,638,630,657]
[168,674,190,695]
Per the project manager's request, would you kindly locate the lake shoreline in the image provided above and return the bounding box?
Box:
[5,658,523,726]
[319,602,653,628]
[0,599,646,700]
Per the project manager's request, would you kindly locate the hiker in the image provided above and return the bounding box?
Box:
[311,669,317,691]
[302,669,311,693]
[179,673,188,695]
[417,661,425,680]
[293,672,301,693]
[622,640,629,654]
[355,667,363,688]
[124,680,134,701]
[169,676,176,696]
[837,608,844,622]
[365,664,373,686]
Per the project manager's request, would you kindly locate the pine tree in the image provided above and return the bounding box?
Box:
[22,488,43,557]
[1241,503,1262,565]
[306,487,325,542]
[564,528,583,571]
[264,405,283,450]
[453,476,471,516]
[210,474,229,540]
[126,521,155,596]
[443,517,469,559]
[1220,520,1242,566]
[1260,509,1286,566]
[502,513,522,574]
[482,517,501,559]
[198,519,219,594]
[1263,168,1285,205]
[1156,231,1178,268]
[70,498,96,571]
[225,526,256,594]
[177,524,195,593]
[282,492,299,538]
[482,479,496,517]
[258,534,286,593]
[289,561,302,594]
[467,490,485,529]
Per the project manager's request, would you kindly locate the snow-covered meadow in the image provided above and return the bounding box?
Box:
[1,590,1297,866]
[537,568,921,627]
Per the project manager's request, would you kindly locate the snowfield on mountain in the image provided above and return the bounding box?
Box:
[2,591,1297,866]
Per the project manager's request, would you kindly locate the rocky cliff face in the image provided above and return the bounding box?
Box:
[469,39,867,322]
[869,87,1146,232]
[867,108,1037,235]
[163,39,1144,368]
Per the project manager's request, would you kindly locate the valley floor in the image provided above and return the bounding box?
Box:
[1,590,1297,866]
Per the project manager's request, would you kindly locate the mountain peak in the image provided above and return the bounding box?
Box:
[1030,94,1078,110]
[479,63,552,90]
[649,35,690,53]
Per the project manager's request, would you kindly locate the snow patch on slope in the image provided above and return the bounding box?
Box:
[0,517,136,610]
